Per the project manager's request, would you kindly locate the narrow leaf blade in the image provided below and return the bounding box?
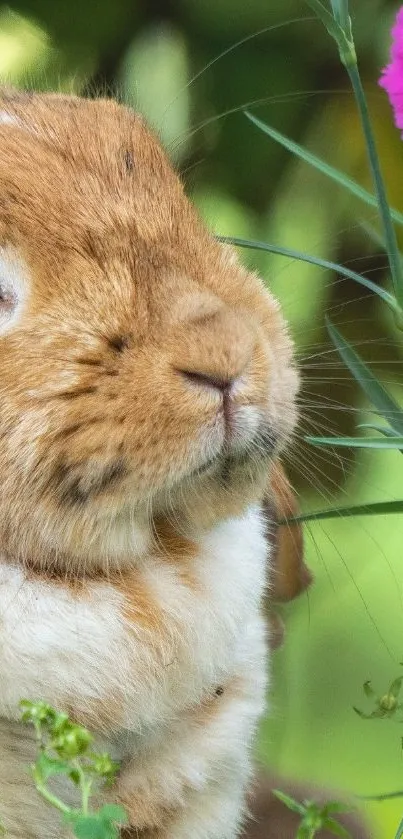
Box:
[244,112,403,227]
[324,817,351,838]
[218,236,398,311]
[306,435,403,449]
[357,423,400,438]
[326,319,403,434]
[281,500,403,523]
[272,790,306,816]
[304,0,344,38]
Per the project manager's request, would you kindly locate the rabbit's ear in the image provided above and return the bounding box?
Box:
[264,461,312,603]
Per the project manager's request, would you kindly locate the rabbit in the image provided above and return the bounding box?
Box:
[0,88,301,839]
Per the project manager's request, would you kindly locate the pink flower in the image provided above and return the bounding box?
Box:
[379,6,403,133]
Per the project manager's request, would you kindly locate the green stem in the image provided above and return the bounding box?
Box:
[35,782,70,816]
[360,790,403,801]
[74,761,92,815]
[306,0,403,316]
[395,816,403,839]
[346,61,403,315]
[280,499,403,524]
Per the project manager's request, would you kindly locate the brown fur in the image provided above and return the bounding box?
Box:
[0,89,298,577]
[0,89,304,839]
[263,462,312,651]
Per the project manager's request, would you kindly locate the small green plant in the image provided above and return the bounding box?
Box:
[273,789,352,838]
[354,674,403,721]
[19,700,128,839]
[354,670,403,838]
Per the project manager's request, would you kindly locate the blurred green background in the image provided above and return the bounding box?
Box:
[2,0,403,835]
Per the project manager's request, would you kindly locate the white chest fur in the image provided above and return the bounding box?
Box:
[0,505,270,838]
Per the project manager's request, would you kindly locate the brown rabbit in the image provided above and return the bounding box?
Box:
[0,89,301,839]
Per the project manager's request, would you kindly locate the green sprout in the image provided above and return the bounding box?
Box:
[273,790,352,839]
[354,676,403,721]
[19,700,128,839]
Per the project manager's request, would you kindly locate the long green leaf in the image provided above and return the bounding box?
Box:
[346,61,403,311]
[330,0,350,31]
[395,817,403,839]
[326,319,403,434]
[357,423,400,438]
[281,500,403,524]
[272,791,305,816]
[218,235,399,312]
[306,435,403,449]
[323,818,350,839]
[304,0,403,310]
[304,0,345,39]
[244,112,403,228]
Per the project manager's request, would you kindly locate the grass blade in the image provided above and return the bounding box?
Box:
[330,0,350,30]
[357,423,399,437]
[244,112,403,228]
[218,235,399,312]
[306,435,403,449]
[395,817,403,839]
[326,318,403,433]
[346,60,403,312]
[304,0,344,40]
[272,791,305,816]
[282,500,403,524]
[304,0,403,311]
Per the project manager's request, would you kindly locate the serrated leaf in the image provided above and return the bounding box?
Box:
[272,789,306,815]
[306,435,403,449]
[244,112,403,227]
[326,319,403,434]
[218,235,399,312]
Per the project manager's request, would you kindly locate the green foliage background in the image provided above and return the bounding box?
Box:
[1,0,403,835]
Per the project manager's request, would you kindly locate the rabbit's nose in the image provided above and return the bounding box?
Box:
[179,370,234,394]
